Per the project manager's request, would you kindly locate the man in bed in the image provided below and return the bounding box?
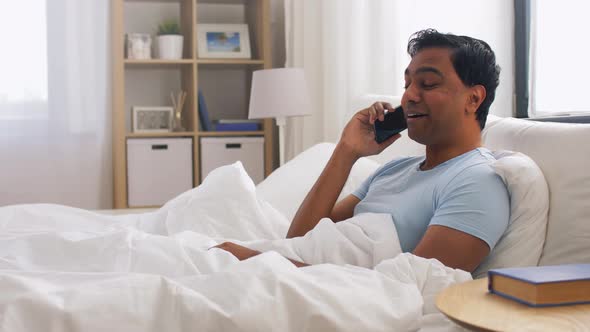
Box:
[216,29,509,273]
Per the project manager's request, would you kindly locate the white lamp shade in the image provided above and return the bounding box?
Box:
[248,68,312,119]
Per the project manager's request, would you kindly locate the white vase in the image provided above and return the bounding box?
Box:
[157,35,184,59]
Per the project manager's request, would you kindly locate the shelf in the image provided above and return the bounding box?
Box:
[197,0,248,4]
[126,132,195,138]
[125,59,194,65]
[197,59,265,65]
[198,131,264,137]
[126,0,185,3]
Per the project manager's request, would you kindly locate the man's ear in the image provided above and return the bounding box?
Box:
[466,85,486,115]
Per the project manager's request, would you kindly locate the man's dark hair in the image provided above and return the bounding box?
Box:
[407,29,500,130]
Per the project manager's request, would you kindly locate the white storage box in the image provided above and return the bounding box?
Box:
[127,138,193,207]
[200,137,264,184]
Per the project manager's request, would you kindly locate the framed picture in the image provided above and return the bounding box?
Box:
[197,24,251,59]
[132,106,173,133]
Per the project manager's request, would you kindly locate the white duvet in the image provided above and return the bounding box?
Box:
[0,163,470,331]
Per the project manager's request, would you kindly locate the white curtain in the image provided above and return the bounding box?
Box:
[0,0,112,209]
[284,0,514,160]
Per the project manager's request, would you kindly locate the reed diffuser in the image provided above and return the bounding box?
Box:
[170,90,187,132]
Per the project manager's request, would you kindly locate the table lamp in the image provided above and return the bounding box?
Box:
[248,68,312,166]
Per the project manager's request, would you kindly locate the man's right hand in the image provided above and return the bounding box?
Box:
[337,101,402,160]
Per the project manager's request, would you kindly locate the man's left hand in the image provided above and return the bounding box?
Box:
[213,242,261,261]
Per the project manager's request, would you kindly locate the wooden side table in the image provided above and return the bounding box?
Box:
[436,278,590,331]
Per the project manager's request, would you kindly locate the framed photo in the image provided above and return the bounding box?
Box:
[132,106,173,133]
[197,24,251,59]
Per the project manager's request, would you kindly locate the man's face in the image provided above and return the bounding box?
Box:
[401,47,472,146]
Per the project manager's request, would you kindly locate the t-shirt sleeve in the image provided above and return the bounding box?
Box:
[351,170,376,200]
[428,164,510,250]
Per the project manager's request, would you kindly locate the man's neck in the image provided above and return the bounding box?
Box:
[422,136,482,171]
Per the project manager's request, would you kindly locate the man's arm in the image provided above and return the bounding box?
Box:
[286,102,401,239]
[286,146,359,238]
[413,226,490,272]
[214,242,309,267]
[218,226,490,270]
[413,167,510,272]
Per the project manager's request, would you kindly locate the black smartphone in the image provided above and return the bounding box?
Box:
[374,105,407,144]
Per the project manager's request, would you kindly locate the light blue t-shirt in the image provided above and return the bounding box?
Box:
[352,148,510,253]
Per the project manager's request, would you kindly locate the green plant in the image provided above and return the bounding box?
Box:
[157,20,181,35]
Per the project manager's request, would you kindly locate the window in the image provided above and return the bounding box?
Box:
[530,0,590,117]
[0,1,48,120]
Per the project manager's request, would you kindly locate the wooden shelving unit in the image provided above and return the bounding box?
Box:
[111,0,273,208]
[124,59,195,65]
[198,131,265,137]
[196,59,265,65]
[126,132,195,138]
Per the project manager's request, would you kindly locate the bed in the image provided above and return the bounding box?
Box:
[0,109,588,331]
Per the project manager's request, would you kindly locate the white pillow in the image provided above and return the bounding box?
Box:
[482,117,590,266]
[256,143,380,221]
[473,151,549,278]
